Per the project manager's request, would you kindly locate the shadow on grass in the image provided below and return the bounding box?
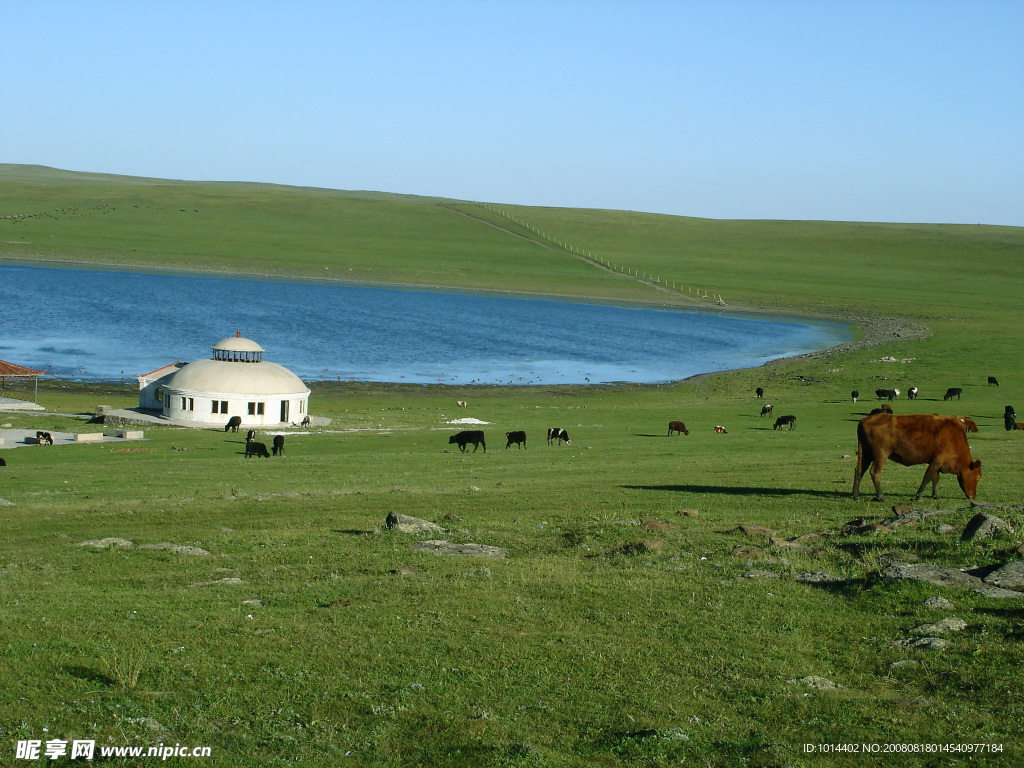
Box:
[622,484,844,499]
[975,607,1024,640]
[832,540,951,559]
[64,665,116,687]
[799,577,873,596]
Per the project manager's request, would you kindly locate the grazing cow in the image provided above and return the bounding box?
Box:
[854,413,982,501]
[1015,422,1024,431]
[755,387,764,398]
[272,434,285,456]
[449,430,486,453]
[773,415,796,431]
[457,400,468,408]
[851,390,860,403]
[246,429,257,442]
[957,417,979,433]
[245,441,270,458]
[760,404,773,418]
[36,431,54,445]
[301,415,312,427]
[908,387,919,400]
[0,457,6,467]
[667,420,689,436]
[943,387,963,401]
[225,416,242,433]
[547,427,570,445]
[714,425,728,434]
[505,430,527,449]
[875,388,900,401]
[988,376,999,386]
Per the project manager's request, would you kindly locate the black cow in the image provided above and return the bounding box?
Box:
[36,431,54,445]
[1004,406,1017,431]
[246,429,257,442]
[449,430,486,453]
[851,390,860,403]
[505,430,527,449]
[943,388,963,401]
[245,441,270,458]
[272,434,285,456]
[988,376,999,386]
[755,387,764,398]
[875,388,900,401]
[773,415,796,431]
[0,457,6,467]
[760,404,773,418]
[225,416,242,432]
[547,427,570,445]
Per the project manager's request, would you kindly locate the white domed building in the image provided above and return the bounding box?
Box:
[139,334,310,427]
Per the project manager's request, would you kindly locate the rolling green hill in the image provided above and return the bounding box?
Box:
[3,164,1020,317]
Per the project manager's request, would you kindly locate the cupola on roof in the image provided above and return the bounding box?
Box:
[211,332,265,362]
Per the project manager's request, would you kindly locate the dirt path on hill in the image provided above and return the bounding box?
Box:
[436,203,703,303]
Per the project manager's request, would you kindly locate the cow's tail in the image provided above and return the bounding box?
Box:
[853,422,867,500]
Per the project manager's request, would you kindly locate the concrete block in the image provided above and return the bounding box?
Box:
[75,433,104,443]
[107,429,144,439]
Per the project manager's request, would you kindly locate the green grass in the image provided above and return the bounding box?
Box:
[1,166,1023,766]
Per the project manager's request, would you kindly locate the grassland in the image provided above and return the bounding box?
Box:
[1,166,1023,766]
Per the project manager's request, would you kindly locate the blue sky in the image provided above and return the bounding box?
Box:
[3,1,1021,225]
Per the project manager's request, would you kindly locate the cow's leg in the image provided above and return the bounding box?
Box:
[853,444,868,500]
[867,456,887,501]
[853,432,880,500]
[914,461,943,500]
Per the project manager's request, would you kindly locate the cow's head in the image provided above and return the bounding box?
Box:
[957,459,982,499]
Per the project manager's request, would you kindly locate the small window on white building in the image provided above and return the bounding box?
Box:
[212,400,228,414]
[248,402,265,416]
[181,396,194,411]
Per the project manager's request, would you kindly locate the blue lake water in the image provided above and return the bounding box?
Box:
[0,263,852,385]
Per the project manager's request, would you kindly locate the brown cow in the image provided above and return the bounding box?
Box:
[853,413,981,501]
[714,425,728,434]
[957,416,979,433]
[667,420,689,436]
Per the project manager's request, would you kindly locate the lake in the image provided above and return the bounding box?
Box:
[0,263,852,385]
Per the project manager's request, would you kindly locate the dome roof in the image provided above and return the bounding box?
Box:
[212,336,265,353]
[165,359,309,397]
